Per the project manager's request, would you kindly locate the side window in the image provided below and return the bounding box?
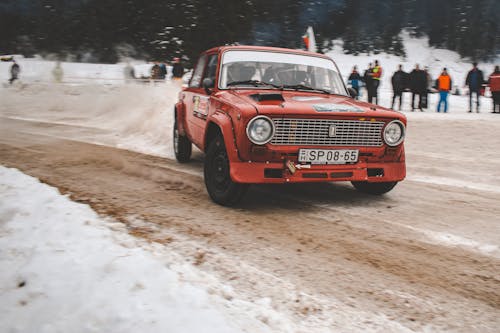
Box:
[189,55,207,88]
[203,54,218,87]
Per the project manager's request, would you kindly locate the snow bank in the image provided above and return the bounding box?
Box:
[0,57,155,85]
[0,166,275,333]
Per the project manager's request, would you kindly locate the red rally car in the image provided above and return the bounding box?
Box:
[174,46,406,206]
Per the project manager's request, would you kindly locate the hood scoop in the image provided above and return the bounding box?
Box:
[250,93,285,102]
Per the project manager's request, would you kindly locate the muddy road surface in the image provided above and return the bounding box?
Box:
[1,85,499,332]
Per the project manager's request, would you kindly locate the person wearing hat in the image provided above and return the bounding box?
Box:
[436,68,452,113]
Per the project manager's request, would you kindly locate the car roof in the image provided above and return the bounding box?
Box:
[202,45,333,60]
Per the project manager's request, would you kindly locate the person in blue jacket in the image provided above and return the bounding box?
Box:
[465,62,485,113]
[347,66,362,100]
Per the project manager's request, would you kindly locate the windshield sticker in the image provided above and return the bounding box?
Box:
[292,96,326,102]
[313,103,363,112]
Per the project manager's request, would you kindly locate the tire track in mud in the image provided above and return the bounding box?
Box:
[1,132,499,331]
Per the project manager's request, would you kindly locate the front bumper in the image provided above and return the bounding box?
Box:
[230,160,406,184]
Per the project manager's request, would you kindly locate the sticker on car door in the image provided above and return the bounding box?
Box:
[193,95,209,119]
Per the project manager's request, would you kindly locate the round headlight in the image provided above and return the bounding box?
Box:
[383,120,405,146]
[246,116,275,145]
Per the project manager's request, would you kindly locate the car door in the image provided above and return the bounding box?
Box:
[184,53,218,147]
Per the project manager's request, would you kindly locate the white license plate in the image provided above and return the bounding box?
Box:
[298,149,359,164]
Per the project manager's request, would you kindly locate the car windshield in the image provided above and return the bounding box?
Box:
[219,50,348,96]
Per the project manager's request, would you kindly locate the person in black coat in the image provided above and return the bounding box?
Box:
[409,64,427,111]
[391,64,408,110]
[465,62,485,113]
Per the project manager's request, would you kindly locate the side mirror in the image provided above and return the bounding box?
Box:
[347,87,358,98]
[202,77,214,95]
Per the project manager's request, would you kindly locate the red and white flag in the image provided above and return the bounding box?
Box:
[302,26,316,53]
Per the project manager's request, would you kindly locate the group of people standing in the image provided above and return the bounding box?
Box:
[348,61,500,113]
[347,61,382,104]
[124,57,185,83]
[389,64,434,112]
[149,57,184,81]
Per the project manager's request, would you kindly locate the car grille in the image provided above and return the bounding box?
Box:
[271,118,385,146]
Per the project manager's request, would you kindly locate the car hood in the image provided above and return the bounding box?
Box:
[218,89,406,121]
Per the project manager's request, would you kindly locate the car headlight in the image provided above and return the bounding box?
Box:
[383,120,405,146]
[246,116,275,145]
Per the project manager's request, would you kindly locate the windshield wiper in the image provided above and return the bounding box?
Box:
[227,80,281,89]
[281,84,331,95]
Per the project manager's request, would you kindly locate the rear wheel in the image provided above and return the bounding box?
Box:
[351,181,398,195]
[173,120,192,163]
[204,135,248,206]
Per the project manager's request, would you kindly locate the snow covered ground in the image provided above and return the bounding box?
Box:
[1,34,499,332]
[0,166,284,333]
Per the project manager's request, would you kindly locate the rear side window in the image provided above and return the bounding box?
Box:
[189,55,207,88]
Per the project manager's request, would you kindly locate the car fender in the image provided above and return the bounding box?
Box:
[174,101,187,135]
[205,110,241,162]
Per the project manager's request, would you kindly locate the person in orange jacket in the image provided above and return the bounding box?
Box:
[436,68,452,113]
[488,65,500,113]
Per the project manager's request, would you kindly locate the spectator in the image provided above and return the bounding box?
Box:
[409,64,427,112]
[372,60,382,104]
[123,62,135,83]
[52,61,64,83]
[9,60,20,85]
[159,62,167,80]
[391,64,408,111]
[424,66,433,91]
[150,61,162,81]
[488,65,500,113]
[363,63,374,103]
[347,66,362,100]
[172,57,184,80]
[465,62,485,113]
[436,68,452,113]
[421,66,432,109]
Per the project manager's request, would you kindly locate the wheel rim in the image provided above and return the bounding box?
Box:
[173,126,179,154]
[212,149,230,191]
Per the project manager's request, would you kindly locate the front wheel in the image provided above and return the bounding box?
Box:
[173,120,192,163]
[351,181,398,195]
[204,135,248,206]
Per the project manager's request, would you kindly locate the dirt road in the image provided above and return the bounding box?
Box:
[1,85,499,332]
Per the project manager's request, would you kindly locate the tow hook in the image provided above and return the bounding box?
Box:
[286,161,311,174]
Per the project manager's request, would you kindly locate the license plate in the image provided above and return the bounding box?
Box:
[298,149,359,164]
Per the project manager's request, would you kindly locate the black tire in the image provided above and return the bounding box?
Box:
[351,181,398,195]
[173,120,192,163]
[204,135,248,206]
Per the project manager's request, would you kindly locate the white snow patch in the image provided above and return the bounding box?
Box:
[399,224,500,258]
[408,175,500,194]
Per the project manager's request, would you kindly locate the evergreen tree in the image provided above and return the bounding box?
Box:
[0,0,498,63]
